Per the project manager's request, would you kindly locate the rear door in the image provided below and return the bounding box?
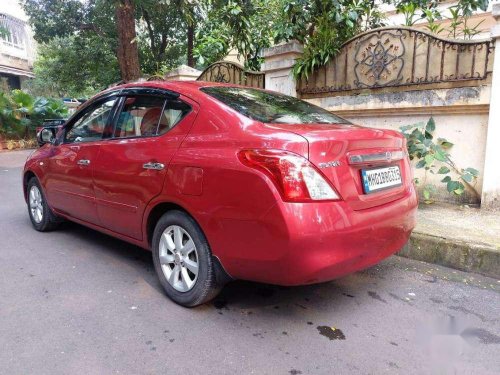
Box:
[92,90,198,240]
[45,96,119,224]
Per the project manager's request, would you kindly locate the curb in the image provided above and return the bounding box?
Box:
[397,232,500,280]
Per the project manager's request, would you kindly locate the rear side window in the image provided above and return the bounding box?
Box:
[200,86,350,125]
[113,96,191,138]
[157,99,191,135]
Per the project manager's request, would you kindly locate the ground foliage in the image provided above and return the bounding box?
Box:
[400,118,480,203]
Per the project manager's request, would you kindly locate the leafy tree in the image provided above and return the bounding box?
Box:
[22,0,195,86]
[27,35,120,98]
[194,0,279,70]
[137,0,189,73]
[20,0,85,42]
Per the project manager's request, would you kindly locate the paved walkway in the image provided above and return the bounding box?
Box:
[416,203,500,250]
[400,203,500,279]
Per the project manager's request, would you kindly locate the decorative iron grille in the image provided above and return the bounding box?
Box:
[197,61,265,89]
[297,27,495,97]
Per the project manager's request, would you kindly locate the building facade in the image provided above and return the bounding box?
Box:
[0,0,35,90]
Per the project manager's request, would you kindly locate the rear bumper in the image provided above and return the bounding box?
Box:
[216,185,418,285]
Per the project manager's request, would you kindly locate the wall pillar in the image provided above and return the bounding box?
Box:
[261,41,303,97]
[482,1,500,209]
[164,65,201,81]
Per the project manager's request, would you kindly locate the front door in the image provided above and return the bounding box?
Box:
[45,97,118,224]
[92,92,198,240]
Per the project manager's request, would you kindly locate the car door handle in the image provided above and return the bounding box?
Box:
[77,159,91,166]
[143,162,165,170]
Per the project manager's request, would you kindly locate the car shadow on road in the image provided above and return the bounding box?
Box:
[56,220,388,316]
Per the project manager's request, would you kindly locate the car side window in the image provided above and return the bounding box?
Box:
[113,95,191,138]
[65,98,117,143]
[157,99,191,135]
[114,96,165,138]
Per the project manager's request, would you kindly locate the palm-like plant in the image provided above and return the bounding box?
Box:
[0,90,68,140]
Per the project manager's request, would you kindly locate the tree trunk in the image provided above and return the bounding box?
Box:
[115,0,141,82]
[187,23,195,67]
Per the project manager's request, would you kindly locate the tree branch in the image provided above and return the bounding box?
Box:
[79,23,106,38]
[141,7,157,56]
[159,32,168,57]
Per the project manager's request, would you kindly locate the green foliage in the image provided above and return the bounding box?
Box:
[400,117,479,203]
[396,2,423,26]
[395,0,489,39]
[21,0,85,42]
[29,35,120,98]
[0,90,67,140]
[291,14,341,80]
[194,31,230,66]
[274,0,386,80]
[22,0,189,91]
[194,0,279,70]
[20,0,491,89]
[422,8,444,35]
[137,0,191,74]
[447,4,485,40]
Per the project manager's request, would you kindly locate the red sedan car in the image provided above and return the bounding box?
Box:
[23,81,417,306]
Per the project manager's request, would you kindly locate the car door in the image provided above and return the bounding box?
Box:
[92,90,198,240]
[45,96,119,224]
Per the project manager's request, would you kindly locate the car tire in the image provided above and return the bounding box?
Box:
[152,210,221,307]
[27,177,61,232]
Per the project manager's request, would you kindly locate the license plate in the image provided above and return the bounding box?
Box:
[361,166,402,194]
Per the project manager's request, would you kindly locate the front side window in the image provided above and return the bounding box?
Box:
[113,96,191,138]
[201,86,351,125]
[65,98,117,143]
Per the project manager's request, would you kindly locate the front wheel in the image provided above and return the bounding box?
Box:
[152,210,221,307]
[27,177,61,232]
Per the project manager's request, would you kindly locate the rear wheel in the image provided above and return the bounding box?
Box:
[152,210,221,307]
[27,177,61,232]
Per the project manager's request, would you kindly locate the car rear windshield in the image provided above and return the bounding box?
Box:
[200,86,351,125]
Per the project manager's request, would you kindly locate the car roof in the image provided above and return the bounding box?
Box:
[84,80,265,111]
[110,80,248,99]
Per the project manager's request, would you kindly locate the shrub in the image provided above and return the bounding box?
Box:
[0,90,68,140]
[400,117,480,203]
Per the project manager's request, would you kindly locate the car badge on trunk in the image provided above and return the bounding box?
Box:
[318,160,341,168]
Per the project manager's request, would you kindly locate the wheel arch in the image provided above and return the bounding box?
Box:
[144,200,233,284]
[23,170,38,202]
[145,201,195,249]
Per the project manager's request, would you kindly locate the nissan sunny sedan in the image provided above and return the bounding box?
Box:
[23,81,417,307]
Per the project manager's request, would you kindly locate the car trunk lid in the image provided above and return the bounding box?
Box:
[264,123,411,210]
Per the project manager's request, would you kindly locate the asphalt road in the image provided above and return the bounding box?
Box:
[1,150,499,375]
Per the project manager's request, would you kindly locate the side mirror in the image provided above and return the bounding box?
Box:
[38,128,55,146]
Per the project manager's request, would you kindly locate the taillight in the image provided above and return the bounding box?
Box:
[238,149,341,202]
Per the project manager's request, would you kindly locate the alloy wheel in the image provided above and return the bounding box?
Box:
[29,185,43,224]
[159,225,199,292]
